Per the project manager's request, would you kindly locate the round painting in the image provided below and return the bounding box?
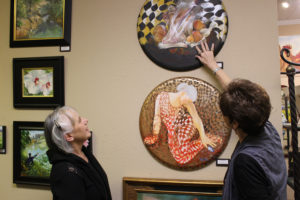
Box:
[137,0,228,71]
[139,77,231,170]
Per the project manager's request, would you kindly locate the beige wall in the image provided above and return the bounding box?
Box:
[279,24,300,36]
[0,0,281,199]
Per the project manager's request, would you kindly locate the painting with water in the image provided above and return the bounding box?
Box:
[137,191,222,200]
[13,121,50,185]
[123,177,223,200]
[10,0,72,47]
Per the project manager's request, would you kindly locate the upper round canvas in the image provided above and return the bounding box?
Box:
[137,0,228,71]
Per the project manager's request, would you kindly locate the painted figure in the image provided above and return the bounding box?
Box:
[144,83,222,164]
[25,152,39,167]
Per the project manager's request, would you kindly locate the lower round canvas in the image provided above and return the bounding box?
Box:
[139,77,231,170]
[137,0,228,71]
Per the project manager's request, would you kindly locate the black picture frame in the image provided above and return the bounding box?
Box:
[13,121,50,186]
[13,56,65,109]
[10,0,72,48]
[0,126,7,154]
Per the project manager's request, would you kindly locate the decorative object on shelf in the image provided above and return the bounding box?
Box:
[10,0,72,48]
[0,126,6,154]
[139,77,231,170]
[123,177,223,200]
[13,121,50,186]
[13,56,64,108]
[137,0,228,71]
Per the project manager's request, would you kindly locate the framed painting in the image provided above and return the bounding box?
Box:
[13,121,93,186]
[13,56,64,108]
[123,177,223,200]
[13,121,50,185]
[137,0,228,71]
[139,77,231,170]
[0,126,7,154]
[279,34,300,86]
[10,0,72,48]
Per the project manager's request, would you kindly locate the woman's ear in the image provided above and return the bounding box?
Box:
[232,120,239,130]
[64,133,74,142]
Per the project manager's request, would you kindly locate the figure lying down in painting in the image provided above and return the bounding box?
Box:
[144,83,222,165]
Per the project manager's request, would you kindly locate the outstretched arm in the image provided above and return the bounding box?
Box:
[195,41,231,89]
[152,94,162,135]
[184,101,216,148]
[144,94,162,145]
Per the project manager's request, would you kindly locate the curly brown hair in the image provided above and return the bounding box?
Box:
[219,79,271,135]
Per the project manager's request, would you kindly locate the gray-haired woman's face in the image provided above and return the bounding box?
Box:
[68,110,91,143]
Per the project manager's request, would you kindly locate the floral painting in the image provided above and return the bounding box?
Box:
[139,77,231,170]
[13,56,64,108]
[137,0,228,71]
[22,68,54,97]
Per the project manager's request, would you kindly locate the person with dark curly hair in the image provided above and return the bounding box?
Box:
[195,41,287,200]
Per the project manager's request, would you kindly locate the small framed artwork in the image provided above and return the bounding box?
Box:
[0,126,7,154]
[10,0,72,48]
[13,56,64,108]
[13,121,50,186]
[123,177,223,200]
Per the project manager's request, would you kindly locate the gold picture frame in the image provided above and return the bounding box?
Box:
[123,177,223,200]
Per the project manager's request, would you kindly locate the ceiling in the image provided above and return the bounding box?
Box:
[278,0,300,23]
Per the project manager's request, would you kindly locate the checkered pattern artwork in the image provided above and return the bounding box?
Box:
[139,77,231,170]
[136,0,228,71]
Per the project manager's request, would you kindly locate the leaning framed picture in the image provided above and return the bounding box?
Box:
[13,56,64,108]
[0,126,7,154]
[13,121,50,186]
[123,177,223,200]
[10,0,72,47]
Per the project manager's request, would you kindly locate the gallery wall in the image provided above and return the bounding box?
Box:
[0,0,281,200]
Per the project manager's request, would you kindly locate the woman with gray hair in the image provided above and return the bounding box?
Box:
[45,106,112,200]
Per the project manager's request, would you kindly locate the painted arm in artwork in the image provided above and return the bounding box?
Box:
[183,100,216,148]
[195,41,231,89]
[144,94,162,145]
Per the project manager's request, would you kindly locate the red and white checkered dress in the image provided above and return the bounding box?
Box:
[157,92,218,164]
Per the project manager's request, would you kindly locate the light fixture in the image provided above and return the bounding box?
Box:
[281,0,290,8]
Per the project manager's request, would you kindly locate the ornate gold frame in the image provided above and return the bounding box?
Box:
[123,177,223,200]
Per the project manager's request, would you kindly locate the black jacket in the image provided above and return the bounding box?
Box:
[47,147,112,200]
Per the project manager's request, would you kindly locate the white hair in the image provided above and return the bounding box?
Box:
[176,83,198,102]
[44,106,77,153]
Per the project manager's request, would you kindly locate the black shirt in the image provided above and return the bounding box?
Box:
[234,153,271,200]
[47,148,112,200]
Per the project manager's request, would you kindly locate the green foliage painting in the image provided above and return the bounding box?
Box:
[137,193,222,200]
[15,0,64,40]
[20,129,51,178]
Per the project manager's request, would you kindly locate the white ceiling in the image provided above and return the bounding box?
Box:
[278,0,300,24]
